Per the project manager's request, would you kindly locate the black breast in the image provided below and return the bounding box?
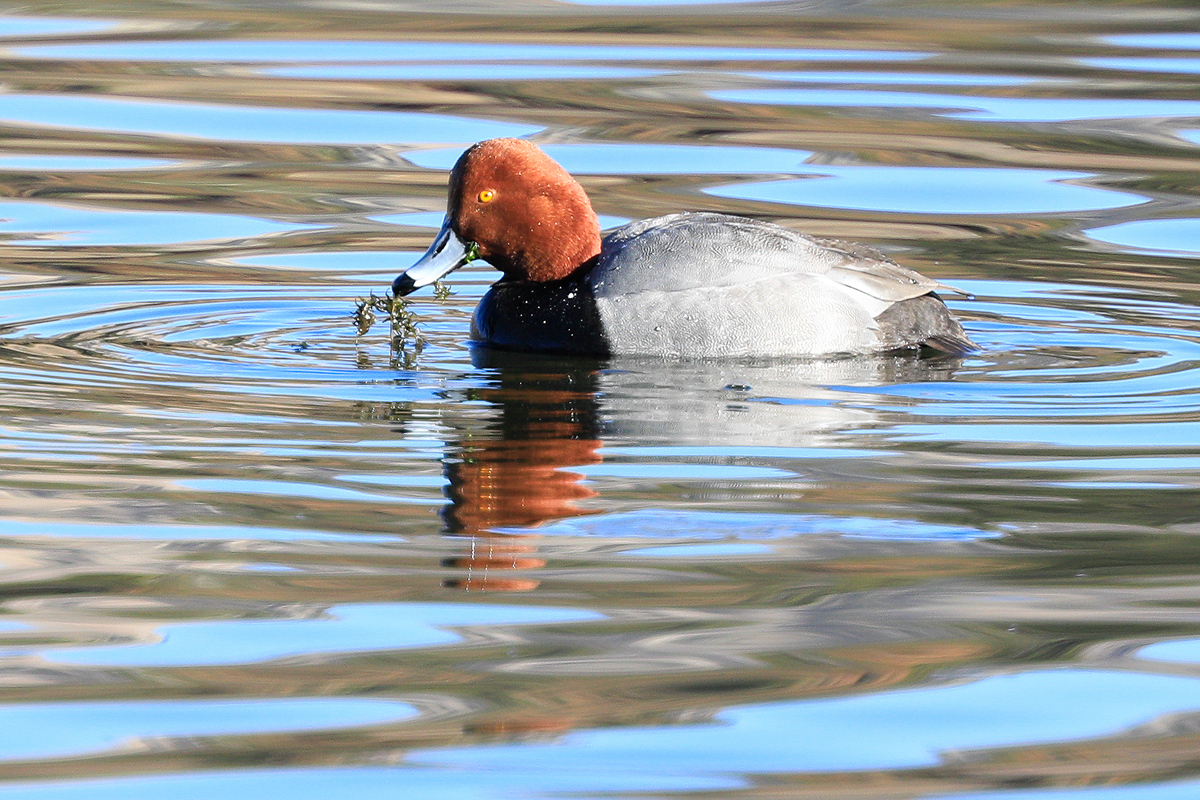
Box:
[472,274,610,356]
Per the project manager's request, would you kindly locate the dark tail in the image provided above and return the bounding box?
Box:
[876,293,977,356]
[923,331,978,356]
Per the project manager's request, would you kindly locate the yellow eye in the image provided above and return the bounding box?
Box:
[478,189,496,203]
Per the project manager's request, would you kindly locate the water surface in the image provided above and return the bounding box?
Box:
[0,1,1199,799]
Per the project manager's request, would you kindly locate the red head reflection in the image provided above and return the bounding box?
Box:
[440,359,605,591]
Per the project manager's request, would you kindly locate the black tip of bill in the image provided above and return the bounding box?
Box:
[392,272,419,297]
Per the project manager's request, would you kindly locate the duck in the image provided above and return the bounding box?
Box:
[392,138,976,359]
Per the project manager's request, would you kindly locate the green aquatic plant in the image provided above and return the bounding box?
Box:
[353,280,452,359]
[353,291,424,351]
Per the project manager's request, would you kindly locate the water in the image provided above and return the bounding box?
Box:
[0,1,1198,797]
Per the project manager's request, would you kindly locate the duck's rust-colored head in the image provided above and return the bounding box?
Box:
[393,139,602,296]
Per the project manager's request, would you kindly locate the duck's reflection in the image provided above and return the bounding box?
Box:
[438,347,966,590]
[440,350,607,591]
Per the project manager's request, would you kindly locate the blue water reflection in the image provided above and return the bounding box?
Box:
[0,771,1167,800]
[234,251,404,271]
[1087,219,1200,256]
[573,463,795,480]
[1140,639,1200,664]
[1083,57,1200,74]
[598,446,886,459]
[0,201,314,246]
[0,698,416,761]
[0,155,171,170]
[0,94,540,144]
[0,16,116,37]
[416,670,1200,773]
[232,251,406,281]
[0,766,738,799]
[0,520,400,542]
[1107,34,1200,49]
[710,88,1200,122]
[47,603,604,666]
[999,457,1200,472]
[888,422,1200,448]
[0,765,1192,800]
[623,543,774,557]
[705,167,1140,214]
[178,478,442,505]
[528,509,991,541]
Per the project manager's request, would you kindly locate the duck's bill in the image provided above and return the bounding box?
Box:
[392,218,479,296]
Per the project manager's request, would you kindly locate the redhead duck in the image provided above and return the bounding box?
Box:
[392,138,976,358]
